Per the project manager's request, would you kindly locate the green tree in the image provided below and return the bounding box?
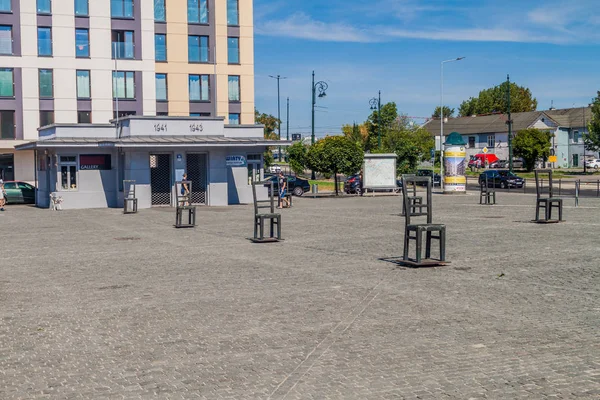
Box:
[584,92,600,152]
[513,128,552,171]
[307,136,364,195]
[432,106,455,119]
[341,122,368,149]
[255,109,280,168]
[458,81,538,116]
[287,141,308,175]
[365,102,399,152]
[383,118,435,175]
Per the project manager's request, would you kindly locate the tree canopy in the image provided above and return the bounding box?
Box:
[255,109,280,167]
[286,141,308,175]
[513,128,552,171]
[341,122,368,148]
[458,81,538,116]
[432,106,455,119]
[307,136,364,194]
[364,102,399,152]
[584,92,600,152]
[383,117,435,175]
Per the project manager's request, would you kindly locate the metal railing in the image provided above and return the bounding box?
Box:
[465,176,600,198]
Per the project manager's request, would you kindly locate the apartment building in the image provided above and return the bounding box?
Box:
[0,0,255,182]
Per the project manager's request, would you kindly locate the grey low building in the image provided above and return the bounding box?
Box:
[16,117,287,209]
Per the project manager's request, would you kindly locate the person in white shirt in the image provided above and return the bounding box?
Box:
[0,180,6,211]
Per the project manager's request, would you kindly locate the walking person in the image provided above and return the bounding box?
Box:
[0,180,6,211]
[278,171,289,209]
[181,173,190,206]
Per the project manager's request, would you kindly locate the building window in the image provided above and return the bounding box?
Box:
[468,137,475,148]
[0,110,15,139]
[0,68,13,97]
[75,28,89,57]
[0,0,11,13]
[37,27,52,56]
[154,0,165,21]
[114,110,136,119]
[77,111,91,123]
[229,113,240,125]
[37,0,51,14]
[111,0,134,19]
[228,75,240,102]
[156,112,168,116]
[76,70,90,98]
[112,30,134,59]
[188,74,209,101]
[112,71,135,99]
[40,110,54,127]
[573,130,580,143]
[188,0,208,24]
[487,135,495,148]
[227,0,238,25]
[227,37,239,64]
[155,34,166,61]
[188,35,208,63]
[75,0,88,16]
[59,156,77,191]
[155,73,167,101]
[39,69,53,98]
[190,113,210,117]
[0,26,12,55]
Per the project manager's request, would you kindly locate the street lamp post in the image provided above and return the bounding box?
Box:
[369,91,382,149]
[440,57,465,192]
[269,74,287,163]
[311,70,328,180]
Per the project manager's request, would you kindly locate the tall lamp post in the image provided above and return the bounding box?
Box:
[583,105,587,173]
[311,70,328,180]
[440,57,465,192]
[369,91,382,149]
[269,74,287,163]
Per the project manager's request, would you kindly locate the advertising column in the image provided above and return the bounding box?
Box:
[443,132,467,194]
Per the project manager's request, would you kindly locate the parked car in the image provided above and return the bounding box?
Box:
[478,170,524,189]
[416,169,441,186]
[585,159,600,169]
[264,174,310,196]
[2,181,36,204]
[468,153,500,168]
[493,158,525,169]
[344,174,362,194]
[268,165,282,173]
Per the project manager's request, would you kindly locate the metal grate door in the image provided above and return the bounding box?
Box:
[186,153,208,205]
[150,154,172,206]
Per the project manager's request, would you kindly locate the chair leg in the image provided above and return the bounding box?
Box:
[260,216,265,240]
[415,229,423,264]
[545,202,551,221]
[535,201,540,221]
[440,228,446,261]
[403,229,410,261]
[277,216,281,239]
[425,231,432,259]
[558,202,563,221]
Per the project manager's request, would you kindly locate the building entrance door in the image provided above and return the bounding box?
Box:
[573,154,579,167]
[186,153,208,205]
[0,153,14,181]
[150,154,172,206]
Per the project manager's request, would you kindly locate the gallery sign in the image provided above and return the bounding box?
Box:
[226,155,246,167]
[80,154,111,170]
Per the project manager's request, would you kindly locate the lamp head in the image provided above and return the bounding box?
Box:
[318,92,326,98]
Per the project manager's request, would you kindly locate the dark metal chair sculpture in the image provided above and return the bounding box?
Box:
[534,169,563,223]
[251,180,281,242]
[401,175,446,266]
[479,174,496,205]
[175,180,196,228]
[401,174,422,216]
[123,180,138,214]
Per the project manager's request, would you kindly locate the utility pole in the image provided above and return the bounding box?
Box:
[583,105,587,173]
[286,97,289,142]
[507,74,514,173]
[378,90,382,149]
[269,75,287,162]
[311,71,316,179]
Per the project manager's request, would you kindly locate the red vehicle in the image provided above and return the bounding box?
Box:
[468,153,499,168]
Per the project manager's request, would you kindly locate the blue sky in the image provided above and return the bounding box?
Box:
[252,0,600,138]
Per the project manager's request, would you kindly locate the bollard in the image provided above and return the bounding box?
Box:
[312,183,318,197]
[558,178,561,196]
[597,179,599,198]
[575,181,580,207]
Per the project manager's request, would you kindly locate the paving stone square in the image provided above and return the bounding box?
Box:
[1,192,599,399]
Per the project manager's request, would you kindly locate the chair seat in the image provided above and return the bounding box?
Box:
[538,197,562,202]
[256,213,280,218]
[407,223,445,231]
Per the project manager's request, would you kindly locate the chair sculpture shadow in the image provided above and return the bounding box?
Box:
[479,174,496,205]
[175,180,196,228]
[400,174,422,216]
[251,180,281,243]
[400,176,446,266]
[123,180,138,214]
[534,169,563,223]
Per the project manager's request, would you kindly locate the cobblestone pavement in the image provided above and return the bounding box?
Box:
[1,192,599,399]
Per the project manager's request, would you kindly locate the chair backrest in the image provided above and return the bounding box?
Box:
[401,175,432,224]
[176,180,193,204]
[252,180,275,214]
[123,180,136,198]
[534,169,553,199]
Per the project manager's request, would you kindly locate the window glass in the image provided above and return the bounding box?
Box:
[0,110,15,139]
[227,0,238,25]
[155,34,166,61]
[487,135,495,148]
[3,182,15,189]
[75,28,89,57]
[39,69,53,98]
[155,73,167,101]
[112,71,135,99]
[74,0,88,16]
[0,26,12,55]
[188,35,208,62]
[228,75,240,101]
[76,70,90,98]
[0,0,11,13]
[229,113,240,125]
[188,0,208,23]
[61,165,77,190]
[227,37,239,64]
[188,74,210,101]
[37,27,52,56]
[77,111,91,123]
[40,111,54,127]
[111,0,133,18]
[37,0,51,14]
[0,68,13,97]
[154,0,165,21]
[18,182,33,190]
[112,30,134,59]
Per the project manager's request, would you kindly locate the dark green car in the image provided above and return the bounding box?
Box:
[3,181,36,204]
